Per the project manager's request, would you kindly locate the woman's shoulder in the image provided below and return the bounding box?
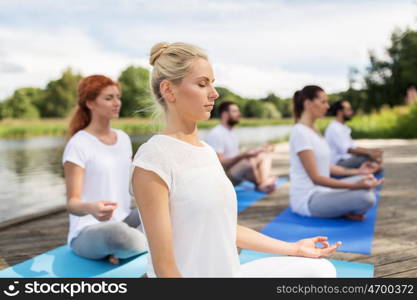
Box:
[132,135,174,171]
[201,140,217,154]
[291,123,309,136]
[66,130,90,147]
[289,123,315,147]
[134,135,166,157]
[62,131,92,165]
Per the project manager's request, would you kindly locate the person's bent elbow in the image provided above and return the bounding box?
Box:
[66,198,78,214]
[309,174,323,185]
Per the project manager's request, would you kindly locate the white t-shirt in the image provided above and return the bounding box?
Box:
[324,120,356,164]
[205,124,240,158]
[289,124,332,216]
[131,134,240,277]
[62,129,133,245]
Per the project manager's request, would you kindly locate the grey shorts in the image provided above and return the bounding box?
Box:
[70,209,147,260]
[226,158,252,186]
[308,175,376,218]
[336,155,371,169]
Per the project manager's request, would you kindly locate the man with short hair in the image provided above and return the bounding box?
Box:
[325,100,383,171]
[205,101,277,193]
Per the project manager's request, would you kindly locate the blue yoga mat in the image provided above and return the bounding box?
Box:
[0,245,373,278]
[0,246,148,278]
[374,169,384,180]
[239,249,374,278]
[236,177,288,212]
[260,191,380,255]
[374,169,384,191]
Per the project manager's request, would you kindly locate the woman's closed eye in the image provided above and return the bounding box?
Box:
[105,95,120,101]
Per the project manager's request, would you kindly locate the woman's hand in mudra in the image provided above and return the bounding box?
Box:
[89,201,118,221]
[293,236,341,258]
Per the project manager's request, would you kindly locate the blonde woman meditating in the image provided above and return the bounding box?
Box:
[131,42,340,278]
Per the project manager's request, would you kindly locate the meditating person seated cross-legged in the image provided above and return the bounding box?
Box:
[325,99,383,172]
[289,86,383,221]
[205,101,277,193]
[131,42,340,278]
[63,75,147,265]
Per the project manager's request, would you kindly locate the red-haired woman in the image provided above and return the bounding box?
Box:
[63,75,146,264]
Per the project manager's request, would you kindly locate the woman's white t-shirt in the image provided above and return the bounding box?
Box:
[62,129,133,245]
[131,134,240,277]
[289,124,332,216]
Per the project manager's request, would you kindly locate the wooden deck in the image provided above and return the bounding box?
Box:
[1,139,417,277]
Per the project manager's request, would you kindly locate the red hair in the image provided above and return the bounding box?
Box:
[67,75,120,138]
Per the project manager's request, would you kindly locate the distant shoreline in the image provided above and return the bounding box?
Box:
[0,118,293,139]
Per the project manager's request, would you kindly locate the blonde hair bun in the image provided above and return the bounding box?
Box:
[149,42,170,66]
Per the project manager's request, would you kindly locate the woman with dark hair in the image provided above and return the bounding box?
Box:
[63,75,146,264]
[289,86,382,221]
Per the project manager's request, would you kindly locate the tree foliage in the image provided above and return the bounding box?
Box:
[362,28,417,112]
[5,26,415,121]
[39,68,82,117]
[1,87,44,119]
[118,66,152,117]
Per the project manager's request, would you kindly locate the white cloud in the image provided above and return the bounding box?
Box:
[0,27,148,99]
[213,63,347,98]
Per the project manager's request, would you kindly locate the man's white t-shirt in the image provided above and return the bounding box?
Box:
[324,120,356,164]
[205,124,239,158]
[289,124,332,216]
[62,129,133,245]
[131,134,240,277]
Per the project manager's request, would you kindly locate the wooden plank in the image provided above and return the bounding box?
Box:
[388,268,417,278]
[376,257,417,277]
[354,247,417,266]
[0,258,9,270]
[0,205,66,231]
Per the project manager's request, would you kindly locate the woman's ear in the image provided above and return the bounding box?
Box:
[160,80,176,103]
[303,99,311,111]
[86,100,94,110]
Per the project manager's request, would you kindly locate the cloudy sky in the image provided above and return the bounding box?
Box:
[0,0,416,100]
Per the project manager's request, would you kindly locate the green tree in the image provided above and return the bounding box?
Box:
[211,87,249,118]
[118,66,152,117]
[244,99,280,118]
[364,28,417,111]
[260,93,290,118]
[262,102,281,119]
[1,87,43,119]
[0,101,4,119]
[38,68,82,117]
[339,88,368,114]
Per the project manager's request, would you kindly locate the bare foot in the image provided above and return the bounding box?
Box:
[344,213,366,221]
[108,255,120,265]
[257,176,277,194]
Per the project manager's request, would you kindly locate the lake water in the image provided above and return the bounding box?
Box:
[0,125,292,224]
